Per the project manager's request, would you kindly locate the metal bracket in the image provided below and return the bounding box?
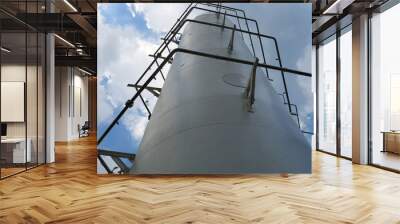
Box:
[228,24,236,53]
[127,84,162,98]
[245,57,259,112]
[125,99,134,108]
[222,10,226,30]
[162,36,180,45]
[149,54,173,64]
[216,3,221,19]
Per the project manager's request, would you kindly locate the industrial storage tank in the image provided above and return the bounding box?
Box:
[130,13,311,174]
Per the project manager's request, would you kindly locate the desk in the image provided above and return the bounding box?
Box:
[382,131,400,154]
[1,138,31,163]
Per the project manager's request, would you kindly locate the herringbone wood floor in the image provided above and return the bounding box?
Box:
[1,135,400,224]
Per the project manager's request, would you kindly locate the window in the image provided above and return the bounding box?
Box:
[317,35,337,154]
[339,26,352,158]
[390,74,400,130]
[0,1,47,179]
[370,3,400,171]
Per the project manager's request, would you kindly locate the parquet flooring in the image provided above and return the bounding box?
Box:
[1,167,26,178]
[1,135,400,223]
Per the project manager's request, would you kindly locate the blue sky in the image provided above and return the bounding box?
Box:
[97,3,313,161]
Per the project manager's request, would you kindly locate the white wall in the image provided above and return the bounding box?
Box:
[55,66,69,141]
[1,65,27,142]
[1,82,25,122]
[55,67,89,141]
[1,65,41,138]
[1,63,46,164]
[71,72,89,138]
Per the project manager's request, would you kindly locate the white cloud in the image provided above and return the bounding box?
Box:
[98,6,164,142]
[122,108,149,140]
[128,3,189,33]
[126,3,136,18]
[295,45,312,72]
[97,83,114,125]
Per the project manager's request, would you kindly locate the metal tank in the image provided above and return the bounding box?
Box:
[130,13,311,174]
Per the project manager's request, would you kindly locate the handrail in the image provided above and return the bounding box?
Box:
[131,4,276,120]
[177,17,290,111]
[134,5,262,87]
[200,3,249,46]
[196,4,273,80]
[185,6,266,78]
[278,93,300,127]
[278,93,314,135]
[136,16,306,108]
[128,5,265,120]
[152,8,292,112]
[97,47,311,145]
[188,5,291,107]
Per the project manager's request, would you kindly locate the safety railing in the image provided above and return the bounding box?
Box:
[131,3,268,117]
[98,47,311,147]
[99,3,252,143]
[99,3,313,144]
[138,17,299,118]
[278,92,314,135]
[136,3,293,116]
[97,3,313,172]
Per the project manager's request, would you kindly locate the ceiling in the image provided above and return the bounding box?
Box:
[0,0,98,74]
[311,0,389,43]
